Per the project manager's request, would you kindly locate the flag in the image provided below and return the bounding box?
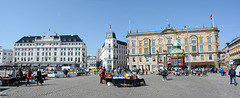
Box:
[49,28,50,31]
[54,30,56,34]
[210,14,213,20]
[43,32,45,34]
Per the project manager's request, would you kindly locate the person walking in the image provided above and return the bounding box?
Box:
[26,69,32,86]
[37,68,43,85]
[99,69,105,84]
[219,67,224,76]
[16,69,23,87]
[162,69,168,81]
[228,67,237,86]
[224,68,227,76]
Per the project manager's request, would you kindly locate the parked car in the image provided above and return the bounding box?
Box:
[236,65,240,77]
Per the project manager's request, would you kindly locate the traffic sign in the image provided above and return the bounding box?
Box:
[229,59,233,64]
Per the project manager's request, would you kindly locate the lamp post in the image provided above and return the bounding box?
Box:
[184,26,191,70]
[157,50,159,71]
[163,50,168,69]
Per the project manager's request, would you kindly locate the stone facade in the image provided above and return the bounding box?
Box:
[126,25,220,72]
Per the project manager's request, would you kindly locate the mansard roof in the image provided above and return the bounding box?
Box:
[15,35,83,43]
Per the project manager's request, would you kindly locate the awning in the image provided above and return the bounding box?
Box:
[17,64,21,67]
[32,64,39,67]
[49,64,57,67]
[41,64,48,67]
[22,64,27,66]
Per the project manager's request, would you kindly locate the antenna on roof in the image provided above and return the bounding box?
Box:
[110,24,111,32]
[129,20,131,33]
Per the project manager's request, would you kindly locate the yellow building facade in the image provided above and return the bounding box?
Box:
[126,25,220,72]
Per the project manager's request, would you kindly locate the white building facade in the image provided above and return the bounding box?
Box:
[0,46,13,63]
[13,34,87,69]
[87,56,96,68]
[99,32,127,71]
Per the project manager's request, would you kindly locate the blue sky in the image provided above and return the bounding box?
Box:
[0,0,240,56]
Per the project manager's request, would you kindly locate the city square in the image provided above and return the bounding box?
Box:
[1,73,240,98]
[1,0,240,98]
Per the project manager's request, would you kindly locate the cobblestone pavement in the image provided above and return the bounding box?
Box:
[1,73,240,98]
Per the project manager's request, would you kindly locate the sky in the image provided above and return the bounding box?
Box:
[0,0,240,56]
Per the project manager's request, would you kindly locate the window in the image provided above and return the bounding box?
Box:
[132,41,135,46]
[152,56,155,61]
[168,39,171,44]
[139,41,142,46]
[191,38,196,43]
[152,48,155,53]
[144,40,148,46]
[208,45,212,51]
[159,56,162,62]
[132,48,135,54]
[209,54,212,60]
[109,44,111,47]
[193,55,196,61]
[199,38,203,43]
[109,49,111,52]
[146,57,149,62]
[139,57,142,62]
[185,46,188,52]
[159,47,162,53]
[159,39,162,45]
[192,46,196,51]
[200,45,203,51]
[152,40,155,46]
[174,59,177,65]
[201,55,204,60]
[109,55,111,59]
[144,48,148,53]
[133,57,135,62]
[139,48,142,54]
[186,55,189,61]
[185,38,188,44]
[207,36,211,43]
[168,47,171,52]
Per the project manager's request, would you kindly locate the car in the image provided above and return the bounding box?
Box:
[236,65,240,77]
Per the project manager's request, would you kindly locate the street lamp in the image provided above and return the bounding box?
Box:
[156,50,159,70]
[163,50,168,69]
[184,26,191,70]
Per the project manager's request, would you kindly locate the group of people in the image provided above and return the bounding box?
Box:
[14,68,44,87]
[136,68,149,75]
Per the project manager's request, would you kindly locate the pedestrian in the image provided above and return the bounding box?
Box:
[136,69,139,75]
[162,69,168,81]
[224,68,227,76]
[26,69,32,86]
[228,67,237,86]
[12,69,16,78]
[37,68,43,85]
[99,69,105,84]
[16,69,23,87]
[219,67,224,76]
[145,68,148,75]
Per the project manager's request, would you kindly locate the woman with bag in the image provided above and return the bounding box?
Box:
[26,69,32,86]
[37,68,43,85]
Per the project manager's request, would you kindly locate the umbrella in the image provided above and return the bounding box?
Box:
[0,62,18,77]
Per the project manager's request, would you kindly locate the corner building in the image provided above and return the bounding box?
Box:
[13,34,87,69]
[126,25,220,72]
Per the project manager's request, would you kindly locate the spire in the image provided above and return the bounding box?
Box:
[129,20,131,33]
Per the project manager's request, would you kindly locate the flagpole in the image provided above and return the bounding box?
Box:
[212,14,214,27]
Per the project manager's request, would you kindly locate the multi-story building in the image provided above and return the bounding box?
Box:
[126,24,220,72]
[87,56,96,68]
[13,34,87,69]
[229,36,240,66]
[99,32,127,71]
[0,46,13,63]
[220,43,230,67]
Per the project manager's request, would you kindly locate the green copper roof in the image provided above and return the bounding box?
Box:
[173,40,181,47]
[171,40,184,54]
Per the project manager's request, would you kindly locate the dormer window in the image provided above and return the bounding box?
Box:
[22,40,25,42]
[73,39,76,41]
[63,39,66,41]
[68,39,71,41]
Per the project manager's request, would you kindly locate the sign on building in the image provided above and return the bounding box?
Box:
[229,59,233,64]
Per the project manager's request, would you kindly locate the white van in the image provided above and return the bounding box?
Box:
[236,65,240,77]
